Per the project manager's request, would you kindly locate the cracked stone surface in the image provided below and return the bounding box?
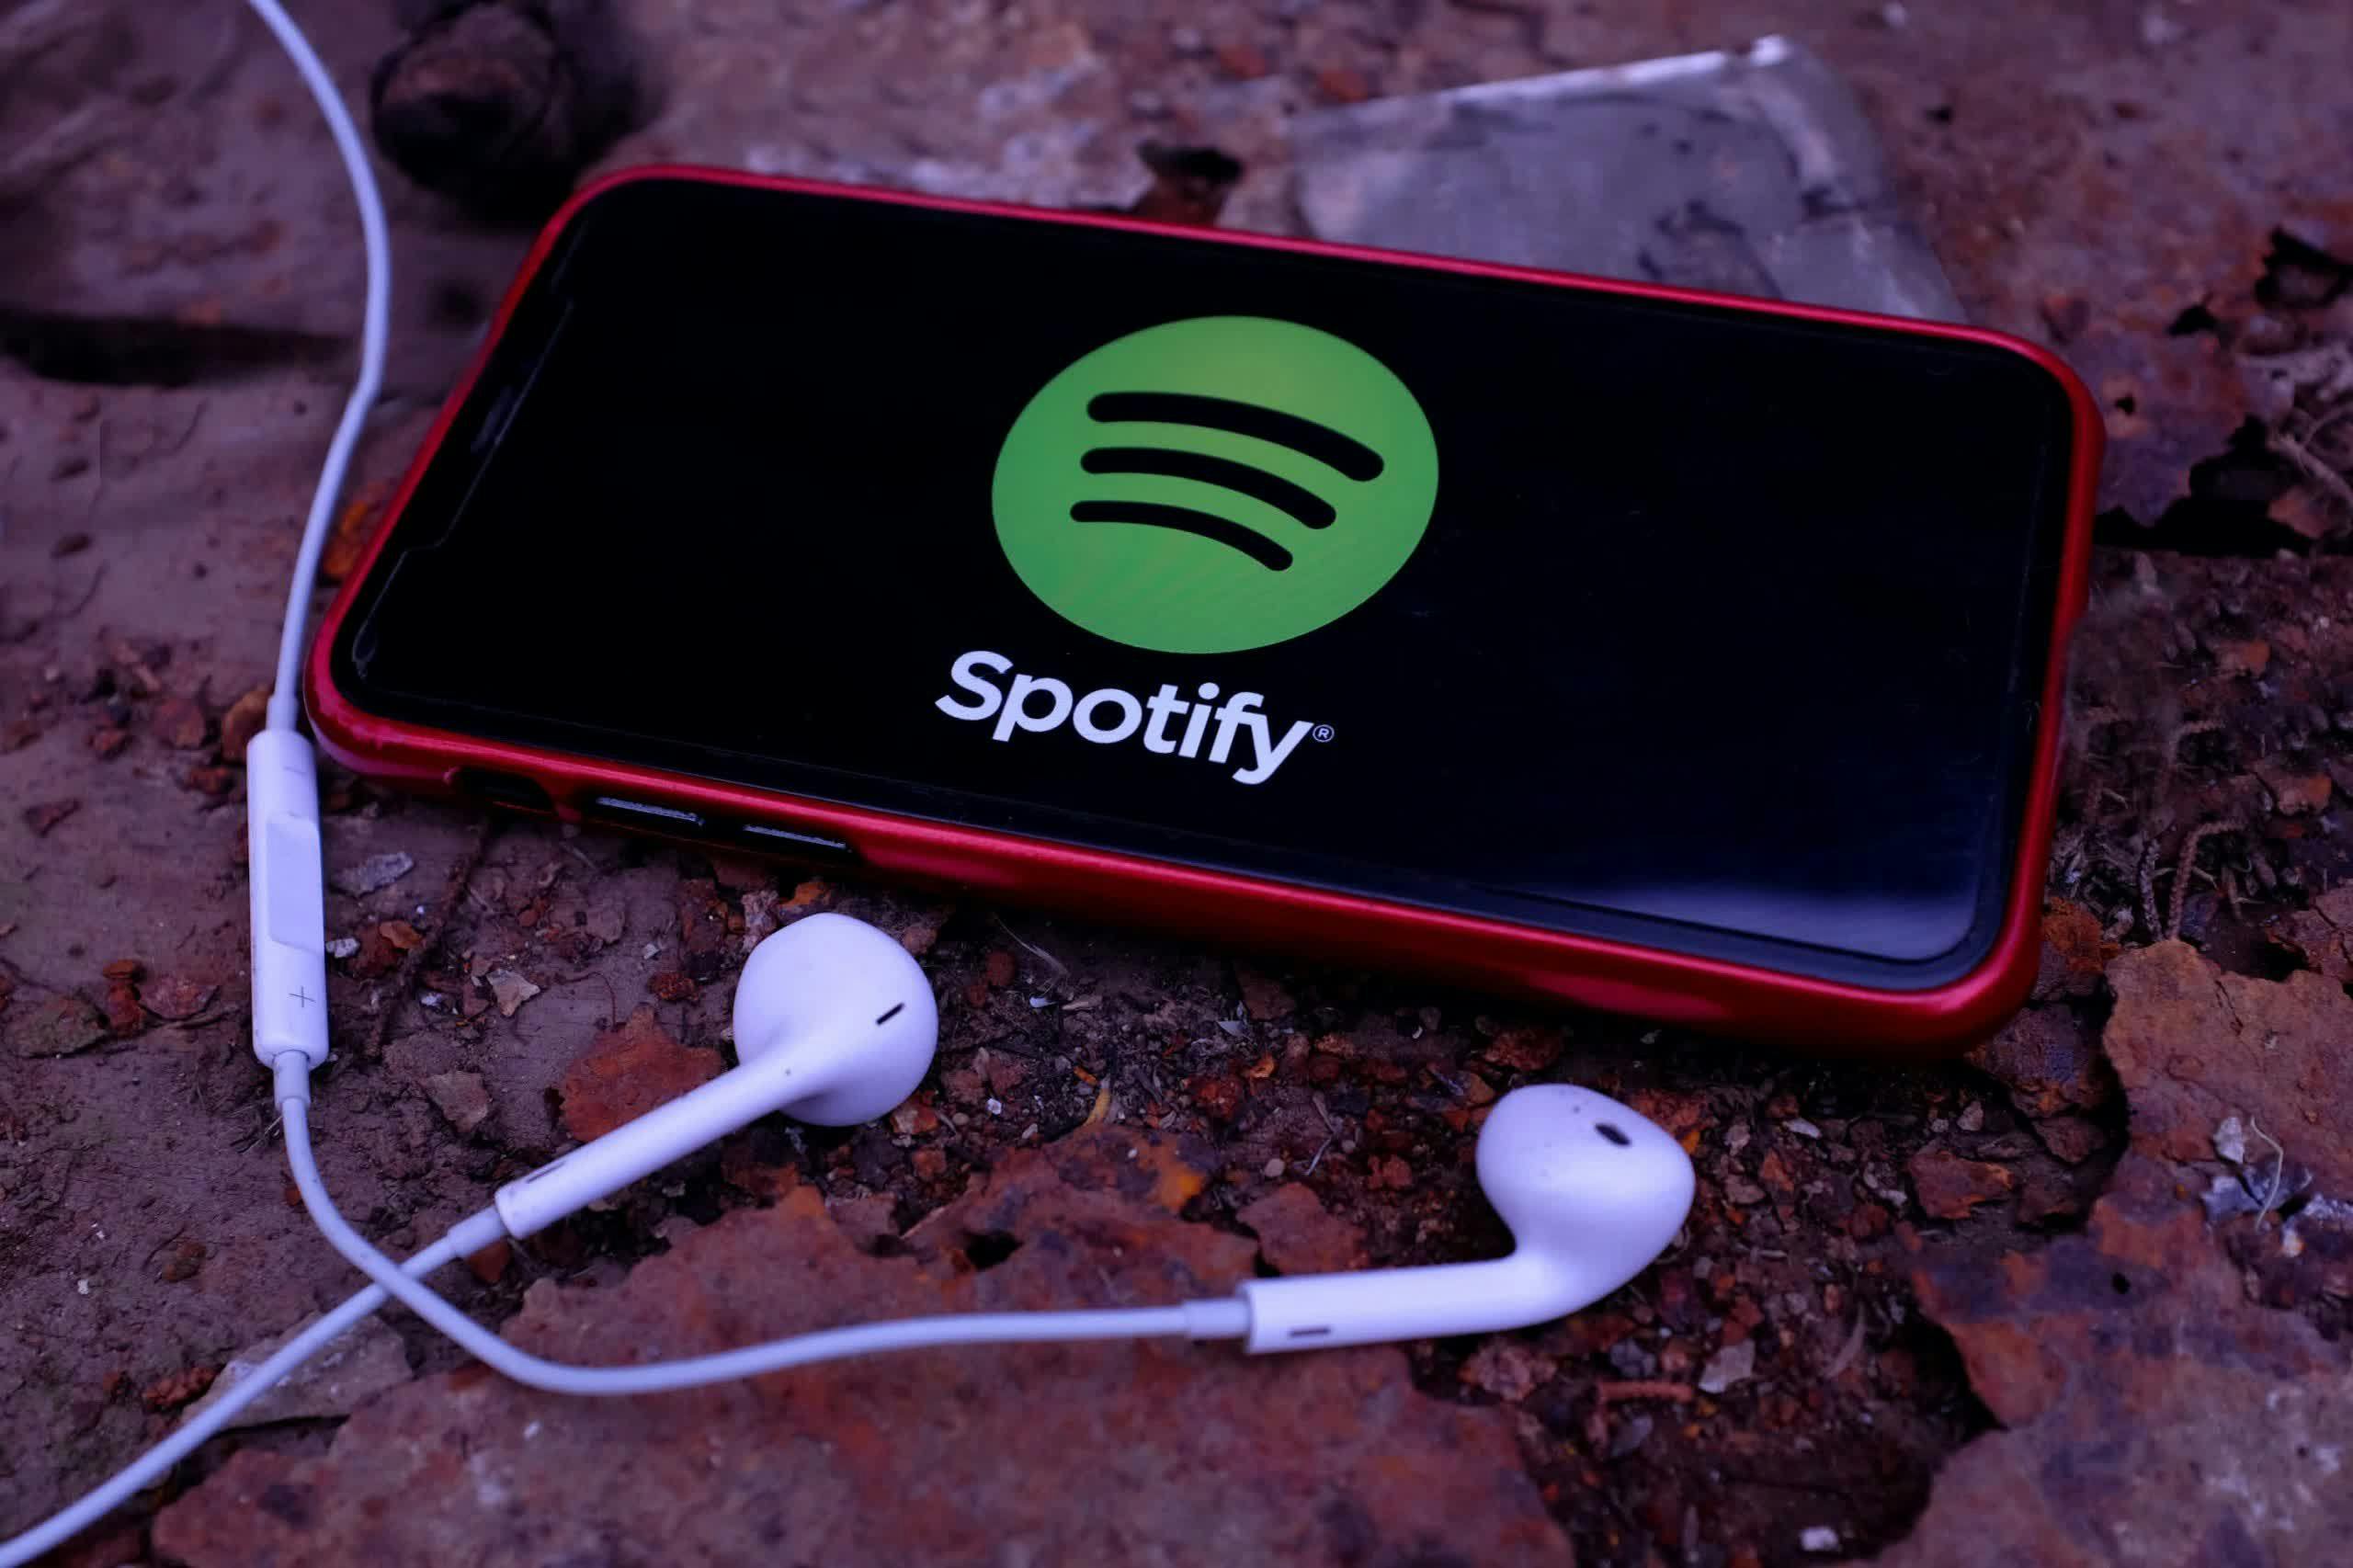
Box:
[153,1128,1565,1567]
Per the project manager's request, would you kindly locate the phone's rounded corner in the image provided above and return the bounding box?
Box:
[546,163,703,233]
[1863,916,2040,1060]
[1966,322,2099,417]
[1938,321,2108,510]
[301,624,375,779]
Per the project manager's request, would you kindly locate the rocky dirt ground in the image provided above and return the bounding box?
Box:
[4,1,2352,1565]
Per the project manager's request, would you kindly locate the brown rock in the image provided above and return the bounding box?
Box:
[673,879,732,970]
[142,976,217,1021]
[1483,1026,1563,1073]
[719,1133,800,1201]
[558,1006,723,1142]
[14,995,108,1057]
[159,1127,1565,1565]
[827,1192,898,1253]
[318,487,385,583]
[157,1239,207,1283]
[2252,756,2332,816]
[87,726,129,758]
[181,1314,411,1432]
[1236,966,1294,1019]
[889,1096,940,1137]
[219,687,270,762]
[894,905,949,957]
[2105,941,2353,1192]
[101,979,145,1037]
[2032,900,2115,1000]
[1891,1158,2353,1567]
[153,695,210,749]
[1237,1183,1369,1275]
[183,765,238,797]
[1313,64,1372,103]
[1909,1147,2016,1220]
[1188,1073,1245,1122]
[1213,40,1269,79]
[2016,1172,2085,1226]
[423,1070,493,1135]
[346,924,405,979]
[486,970,540,1017]
[1459,1341,1555,1402]
[2213,638,2269,677]
[2265,886,2353,982]
[369,0,640,216]
[466,1240,512,1285]
[142,1364,221,1412]
[1966,1004,2112,1119]
[984,949,1017,988]
[1624,1086,1707,1145]
[647,971,695,1002]
[983,1051,1028,1097]
[2030,1114,2105,1165]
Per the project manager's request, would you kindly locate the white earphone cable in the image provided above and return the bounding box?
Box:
[278,1065,1245,1399]
[242,0,391,735]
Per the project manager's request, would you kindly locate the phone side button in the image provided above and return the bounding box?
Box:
[586,794,707,830]
[735,821,858,862]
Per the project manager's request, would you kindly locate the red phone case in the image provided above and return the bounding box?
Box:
[308,166,2102,1055]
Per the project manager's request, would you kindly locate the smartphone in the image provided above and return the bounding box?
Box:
[310,169,2099,1052]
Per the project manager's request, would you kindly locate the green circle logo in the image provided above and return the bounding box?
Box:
[993,315,1439,654]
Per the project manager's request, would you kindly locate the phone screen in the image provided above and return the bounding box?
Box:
[334,176,2077,987]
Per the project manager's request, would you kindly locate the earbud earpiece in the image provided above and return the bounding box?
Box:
[493,913,938,1237]
[731,911,938,1123]
[1234,1083,1693,1351]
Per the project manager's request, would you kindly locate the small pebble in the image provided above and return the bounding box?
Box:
[1168,23,1207,53]
[1786,1118,1822,1139]
[1957,1101,1985,1132]
[1801,1526,1841,1553]
[985,1097,1004,1117]
[1263,1157,1285,1178]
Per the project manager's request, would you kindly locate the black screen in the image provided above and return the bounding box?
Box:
[335,177,2075,987]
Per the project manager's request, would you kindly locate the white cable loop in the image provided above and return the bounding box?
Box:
[280,1086,1245,1398]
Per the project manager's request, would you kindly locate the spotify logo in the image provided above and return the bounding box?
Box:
[993,316,1439,654]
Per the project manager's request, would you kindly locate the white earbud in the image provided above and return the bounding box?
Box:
[493,913,938,1238]
[1235,1083,1693,1351]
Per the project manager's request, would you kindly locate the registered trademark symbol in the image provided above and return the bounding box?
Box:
[1311,724,1336,744]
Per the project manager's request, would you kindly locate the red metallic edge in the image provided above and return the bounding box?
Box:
[307,165,2103,1056]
